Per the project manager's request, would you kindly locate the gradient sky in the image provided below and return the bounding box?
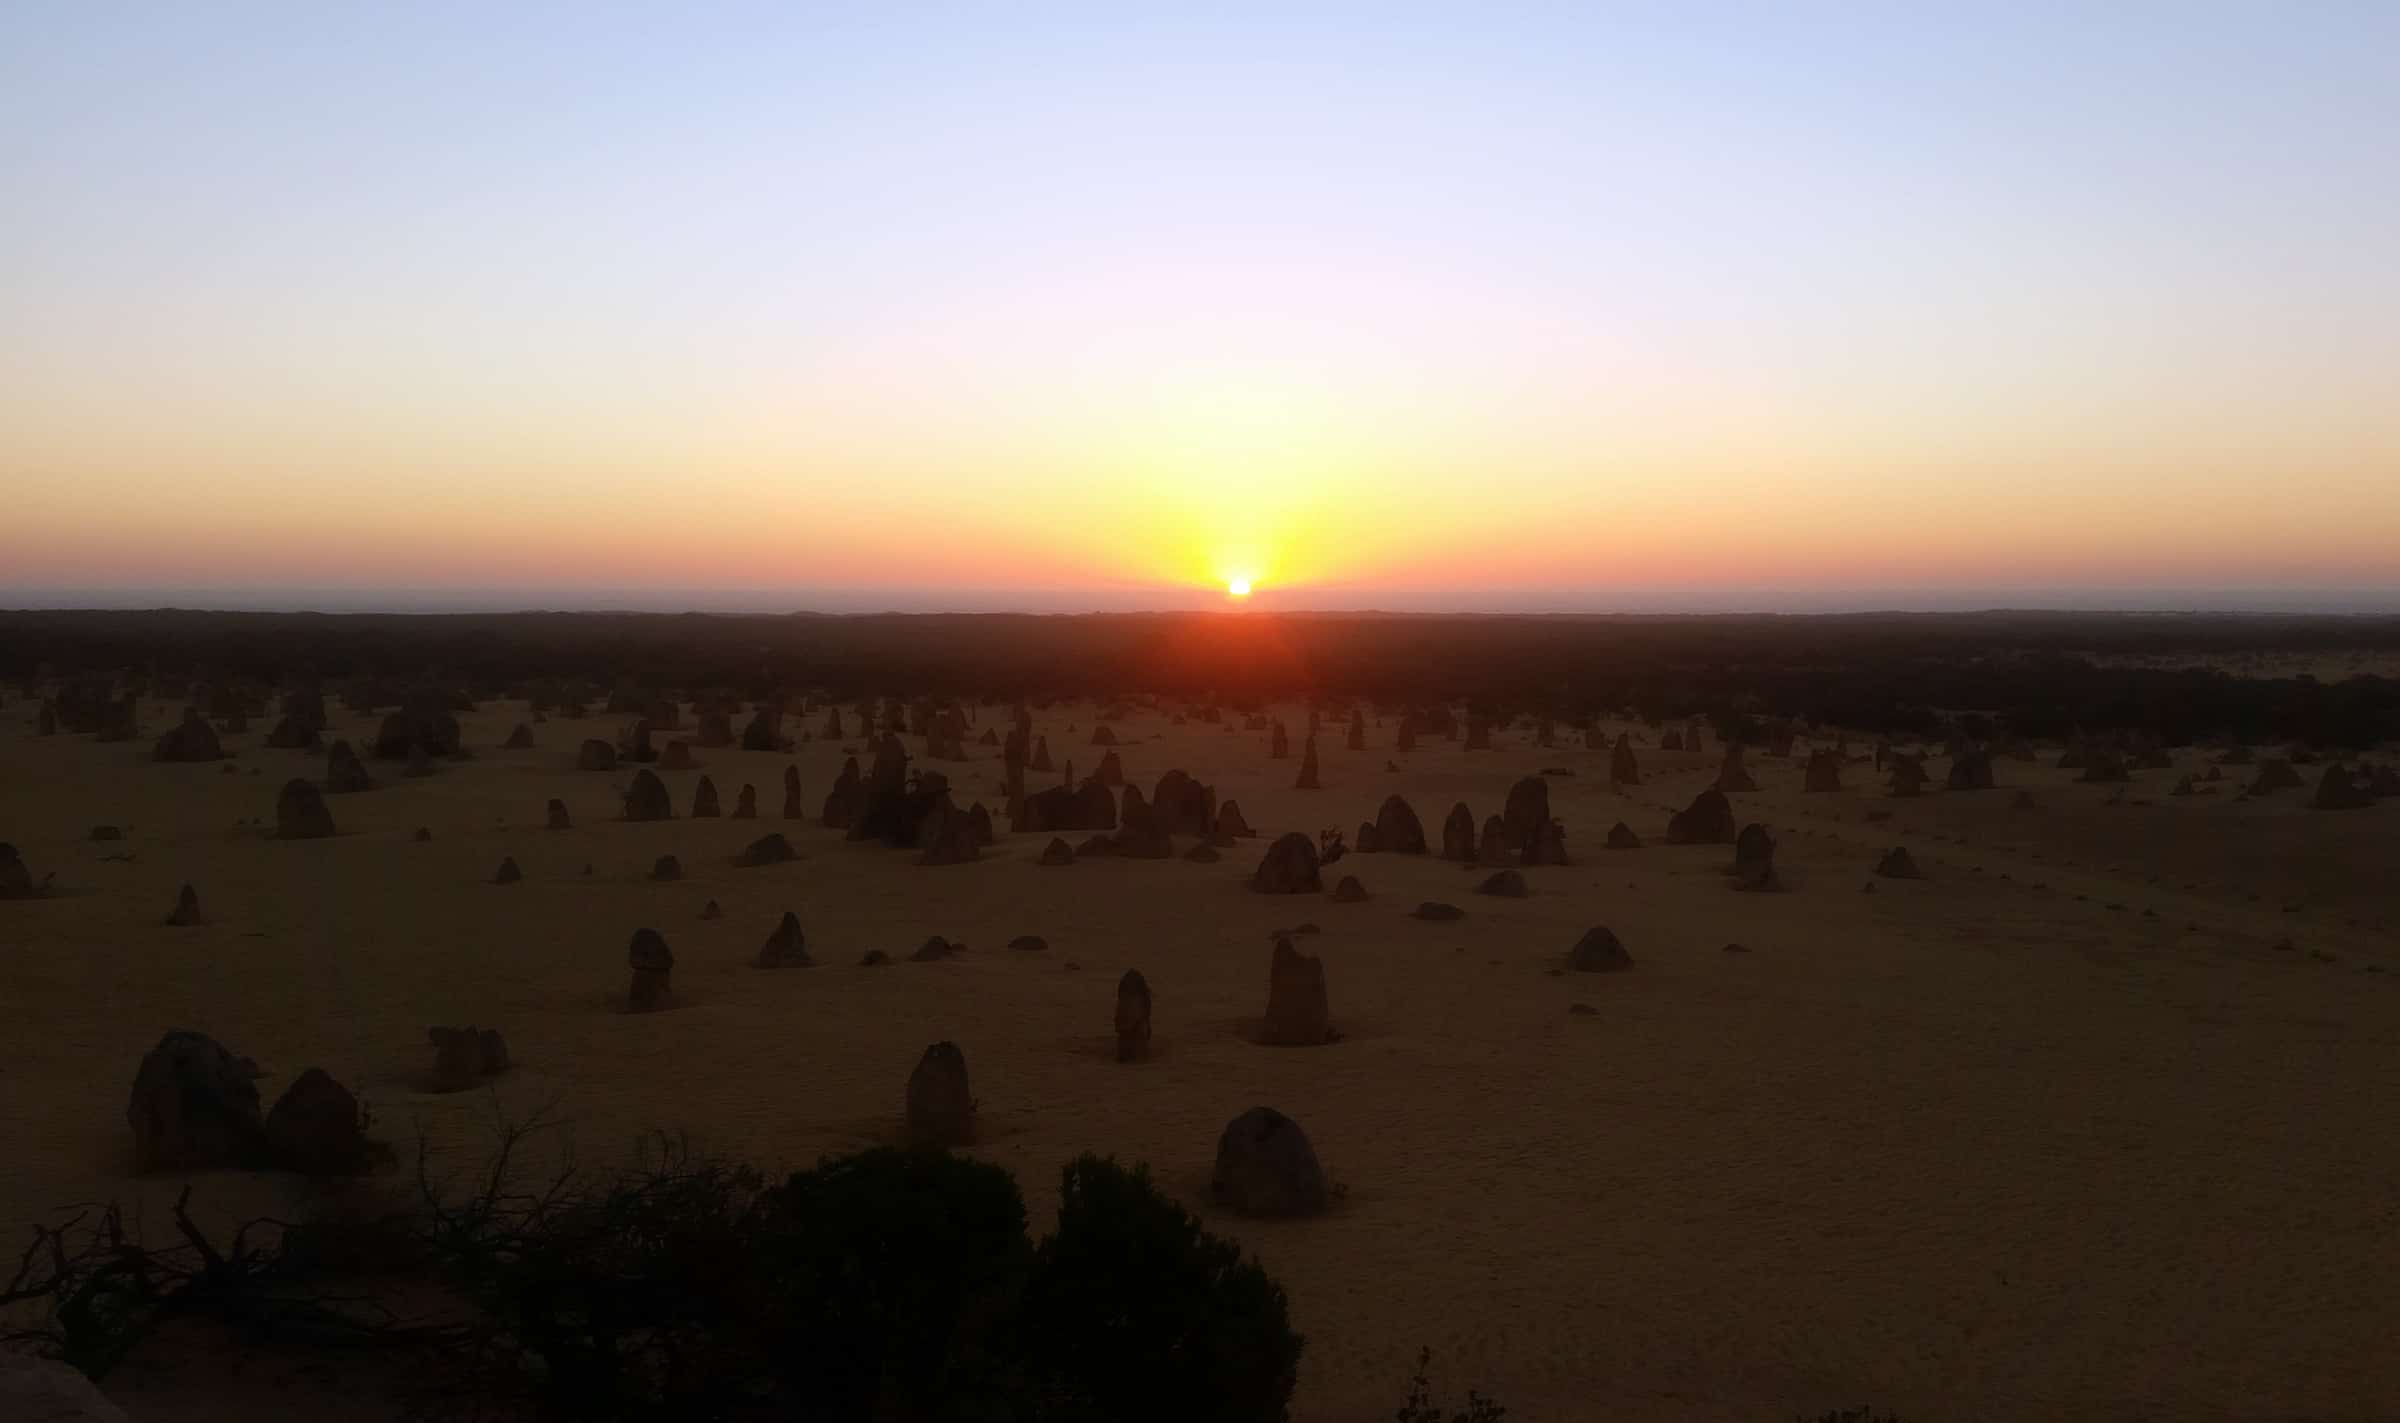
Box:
[4,2,2396,612]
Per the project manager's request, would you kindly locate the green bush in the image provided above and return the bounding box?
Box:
[1019,1154,1302,1422]
[749,1146,1032,1420]
[437,1140,773,1419]
[423,1139,1294,1421]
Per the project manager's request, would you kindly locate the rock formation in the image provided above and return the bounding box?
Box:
[1476,869,1528,897]
[1211,1106,1329,1217]
[735,832,797,867]
[371,698,462,761]
[2249,759,2303,794]
[755,910,810,968]
[1440,802,1476,861]
[164,882,202,926]
[1803,748,1842,792]
[627,928,674,1011]
[905,1041,975,1147]
[428,1027,510,1092]
[1715,743,1757,793]
[1567,926,1632,972]
[1215,800,1254,839]
[1502,777,1551,850]
[624,769,672,821]
[2077,750,2130,784]
[1605,821,1642,850]
[1522,815,1569,867]
[1250,831,1322,893]
[740,707,782,753]
[326,739,374,792]
[1665,788,1735,844]
[1110,785,1173,859]
[1875,846,1921,878]
[503,723,535,750]
[1610,733,1640,785]
[691,776,721,818]
[153,709,224,763]
[546,798,571,830]
[262,1068,384,1176]
[917,797,983,866]
[1,844,37,899]
[1038,836,1075,866]
[1293,735,1321,790]
[733,783,757,818]
[265,715,319,750]
[1946,749,1995,791]
[1345,710,1365,751]
[650,854,682,882]
[1731,823,1777,890]
[1477,815,1514,866]
[1330,874,1367,903]
[128,1030,263,1171]
[1260,935,1332,1045]
[1115,969,1152,1062]
[275,779,336,839]
[493,857,522,885]
[2312,764,2372,810]
[1152,770,1217,837]
[1372,794,1427,854]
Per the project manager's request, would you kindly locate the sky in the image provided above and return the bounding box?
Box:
[3,2,2396,614]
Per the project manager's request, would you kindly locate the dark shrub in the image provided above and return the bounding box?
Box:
[437,1139,772,1419]
[1392,1346,1507,1423]
[1019,1155,1301,1422]
[748,1147,1032,1419]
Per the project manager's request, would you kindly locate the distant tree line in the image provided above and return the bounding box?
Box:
[1,608,2393,748]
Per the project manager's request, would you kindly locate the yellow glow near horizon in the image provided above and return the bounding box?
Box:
[1226,576,1253,597]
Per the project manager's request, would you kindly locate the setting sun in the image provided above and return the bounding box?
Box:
[1226,577,1253,598]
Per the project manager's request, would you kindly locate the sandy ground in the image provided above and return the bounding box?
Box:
[3,697,2397,1421]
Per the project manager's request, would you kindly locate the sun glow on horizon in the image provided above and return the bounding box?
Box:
[1226,576,1253,598]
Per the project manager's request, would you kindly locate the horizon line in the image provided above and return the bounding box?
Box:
[7,586,2400,620]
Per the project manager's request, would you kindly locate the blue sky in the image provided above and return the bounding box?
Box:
[3,3,2395,611]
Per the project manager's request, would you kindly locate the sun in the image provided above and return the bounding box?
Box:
[1225,576,1253,598]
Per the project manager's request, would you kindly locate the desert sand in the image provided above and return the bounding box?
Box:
[4,692,2398,1421]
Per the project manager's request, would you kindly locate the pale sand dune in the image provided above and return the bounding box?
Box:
[3,701,2397,1420]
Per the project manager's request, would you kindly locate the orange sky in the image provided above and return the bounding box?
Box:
[3,6,2395,610]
